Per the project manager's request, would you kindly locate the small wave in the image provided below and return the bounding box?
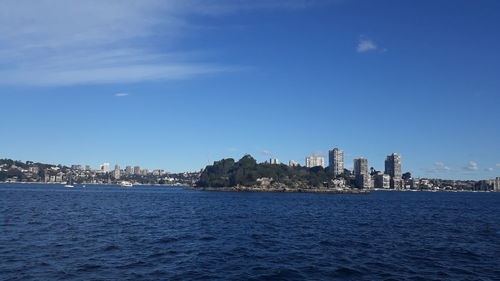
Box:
[101,245,120,251]
[331,266,363,278]
[77,263,103,272]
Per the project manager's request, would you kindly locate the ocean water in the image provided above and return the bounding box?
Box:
[1,183,499,281]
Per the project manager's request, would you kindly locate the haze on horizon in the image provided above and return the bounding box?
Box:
[0,0,499,180]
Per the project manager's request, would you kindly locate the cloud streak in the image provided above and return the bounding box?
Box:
[463,161,479,171]
[259,150,273,156]
[0,0,329,87]
[424,162,451,173]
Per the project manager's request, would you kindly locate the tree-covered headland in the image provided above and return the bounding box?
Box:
[197,155,353,189]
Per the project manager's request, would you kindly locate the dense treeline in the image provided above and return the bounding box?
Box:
[197,155,351,188]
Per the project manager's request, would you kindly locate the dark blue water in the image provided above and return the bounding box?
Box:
[1,184,499,280]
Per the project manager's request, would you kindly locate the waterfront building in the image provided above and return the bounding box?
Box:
[125,166,133,175]
[85,165,91,171]
[495,177,500,192]
[269,158,280,165]
[100,162,110,172]
[71,165,82,170]
[357,174,372,189]
[409,178,420,189]
[134,166,141,175]
[385,153,402,188]
[305,154,325,168]
[328,148,344,176]
[353,158,368,177]
[474,180,493,191]
[28,166,39,174]
[289,160,299,167]
[385,153,402,179]
[353,158,369,188]
[374,173,391,189]
[391,178,403,189]
[142,169,149,176]
[113,165,121,179]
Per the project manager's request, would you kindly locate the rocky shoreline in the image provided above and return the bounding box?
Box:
[186,186,370,194]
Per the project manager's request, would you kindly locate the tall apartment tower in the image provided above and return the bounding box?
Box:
[113,165,121,179]
[385,153,402,179]
[353,158,368,177]
[354,158,370,189]
[306,154,325,168]
[125,166,133,175]
[328,148,344,176]
[495,177,500,192]
[133,166,141,175]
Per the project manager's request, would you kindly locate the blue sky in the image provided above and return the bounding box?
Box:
[1,0,499,179]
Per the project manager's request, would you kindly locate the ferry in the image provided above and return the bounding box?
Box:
[120,181,133,188]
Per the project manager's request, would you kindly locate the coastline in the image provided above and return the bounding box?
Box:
[185,186,370,194]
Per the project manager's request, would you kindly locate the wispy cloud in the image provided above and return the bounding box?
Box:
[0,0,329,87]
[356,36,378,53]
[424,162,451,173]
[259,150,273,156]
[484,167,493,172]
[463,161,479,171]
[496,163,500,167]
[115,93,129,97]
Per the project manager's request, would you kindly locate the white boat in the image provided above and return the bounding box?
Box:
[64,174,75,188]
[120,181,133,187]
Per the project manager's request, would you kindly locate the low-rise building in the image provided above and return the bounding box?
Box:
[374,173,390,189]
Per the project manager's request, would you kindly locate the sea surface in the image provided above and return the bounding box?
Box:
[1,183,499,281]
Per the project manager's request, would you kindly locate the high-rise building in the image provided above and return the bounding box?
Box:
[305,154,325,168]
[495,177,500,192]
[385,153,402,179]
[328,148,344,176]
[134,166,141,175]
[289,160,299,167]
[125,166,133,175]
[100,162,110,172]
[353,158,369,188]
[269,158,280,165]
[112,165,121,179]
[142,169,149,176]
[353,158,368,177]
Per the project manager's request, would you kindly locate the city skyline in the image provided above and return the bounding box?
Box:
[0,0,499,179]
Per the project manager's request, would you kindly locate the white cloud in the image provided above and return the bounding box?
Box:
[424,162,451,173]
[115,93,129,97]
[463,161,479,171]
[496,163,500,167]
[0,0,329,86]
[259,150,273,156]
[485,167,493,172]
[357,37,377,53]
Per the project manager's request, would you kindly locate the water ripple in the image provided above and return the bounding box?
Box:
[1,184,499,280]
